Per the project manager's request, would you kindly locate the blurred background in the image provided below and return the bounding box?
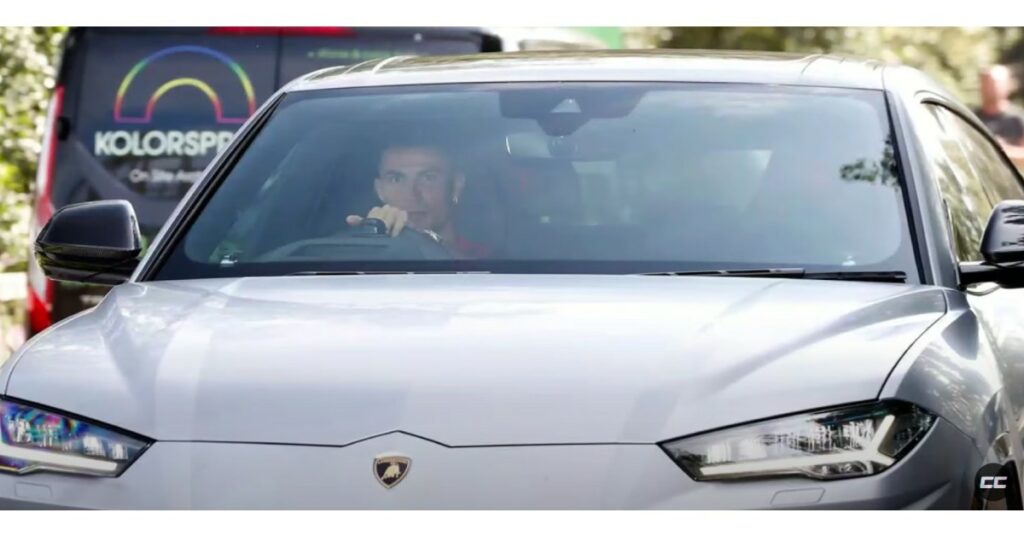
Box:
[2,25,1024,358]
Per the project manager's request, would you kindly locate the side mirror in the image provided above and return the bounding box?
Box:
[959,200,1024,289]
[34,200,142,285]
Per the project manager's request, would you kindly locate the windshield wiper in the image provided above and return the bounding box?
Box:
[640,268,907,283]
[287,268,904,282]
[288,270,492,276]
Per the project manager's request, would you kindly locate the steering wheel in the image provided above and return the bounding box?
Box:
[255,218,453,262]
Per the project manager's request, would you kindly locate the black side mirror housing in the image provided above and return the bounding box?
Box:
[34,200,142,285]
[960,200,1024,289]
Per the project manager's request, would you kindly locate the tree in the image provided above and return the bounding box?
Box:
[0,27,65,272]
[660,27,1020,105]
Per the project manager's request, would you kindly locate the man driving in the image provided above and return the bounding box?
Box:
[346,139,490,258]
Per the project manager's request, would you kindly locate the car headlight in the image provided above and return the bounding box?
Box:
[0,398,150,477]
[660,400,936,481]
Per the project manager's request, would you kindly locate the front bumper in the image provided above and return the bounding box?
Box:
[0,419,980,509]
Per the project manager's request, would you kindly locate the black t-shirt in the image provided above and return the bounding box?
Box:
[974,106,1024,145]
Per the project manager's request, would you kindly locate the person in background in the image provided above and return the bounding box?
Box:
[975,64,1024,167]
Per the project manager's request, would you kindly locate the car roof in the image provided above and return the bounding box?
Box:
[288,49,889,92]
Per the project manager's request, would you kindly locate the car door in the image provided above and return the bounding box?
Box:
[917,101,1024,463]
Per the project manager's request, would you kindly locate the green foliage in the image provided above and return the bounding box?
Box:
[0,27,65,272]
[661,27,1021,104]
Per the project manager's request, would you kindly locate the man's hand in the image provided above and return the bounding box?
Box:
[346,205,409,237]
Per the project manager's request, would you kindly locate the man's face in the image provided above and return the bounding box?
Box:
[375,146,464,232]
[980,68,1012,105]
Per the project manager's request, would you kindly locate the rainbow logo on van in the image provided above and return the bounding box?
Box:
[113,45,257,124]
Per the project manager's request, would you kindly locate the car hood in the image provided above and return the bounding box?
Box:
[4,275,946,446]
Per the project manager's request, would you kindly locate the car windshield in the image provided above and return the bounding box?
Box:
[152,82,918,280]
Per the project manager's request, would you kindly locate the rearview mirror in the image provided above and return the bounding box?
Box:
[959,200,1024,289]
[34,200,142,285]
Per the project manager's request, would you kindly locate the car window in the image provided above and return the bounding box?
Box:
[914,104,994,262]
[936,107,1024,203]
[153,83,918,281]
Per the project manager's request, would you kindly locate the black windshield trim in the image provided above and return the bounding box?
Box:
[640,268,908,283]
[883,88,931,285]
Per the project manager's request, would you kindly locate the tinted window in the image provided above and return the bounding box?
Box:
[938,108,1024,202]
[75,32,277,204]
[915,104,994,262]
[154,83,917,280]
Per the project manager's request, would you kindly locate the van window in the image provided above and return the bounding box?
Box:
[73,32,278,206]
